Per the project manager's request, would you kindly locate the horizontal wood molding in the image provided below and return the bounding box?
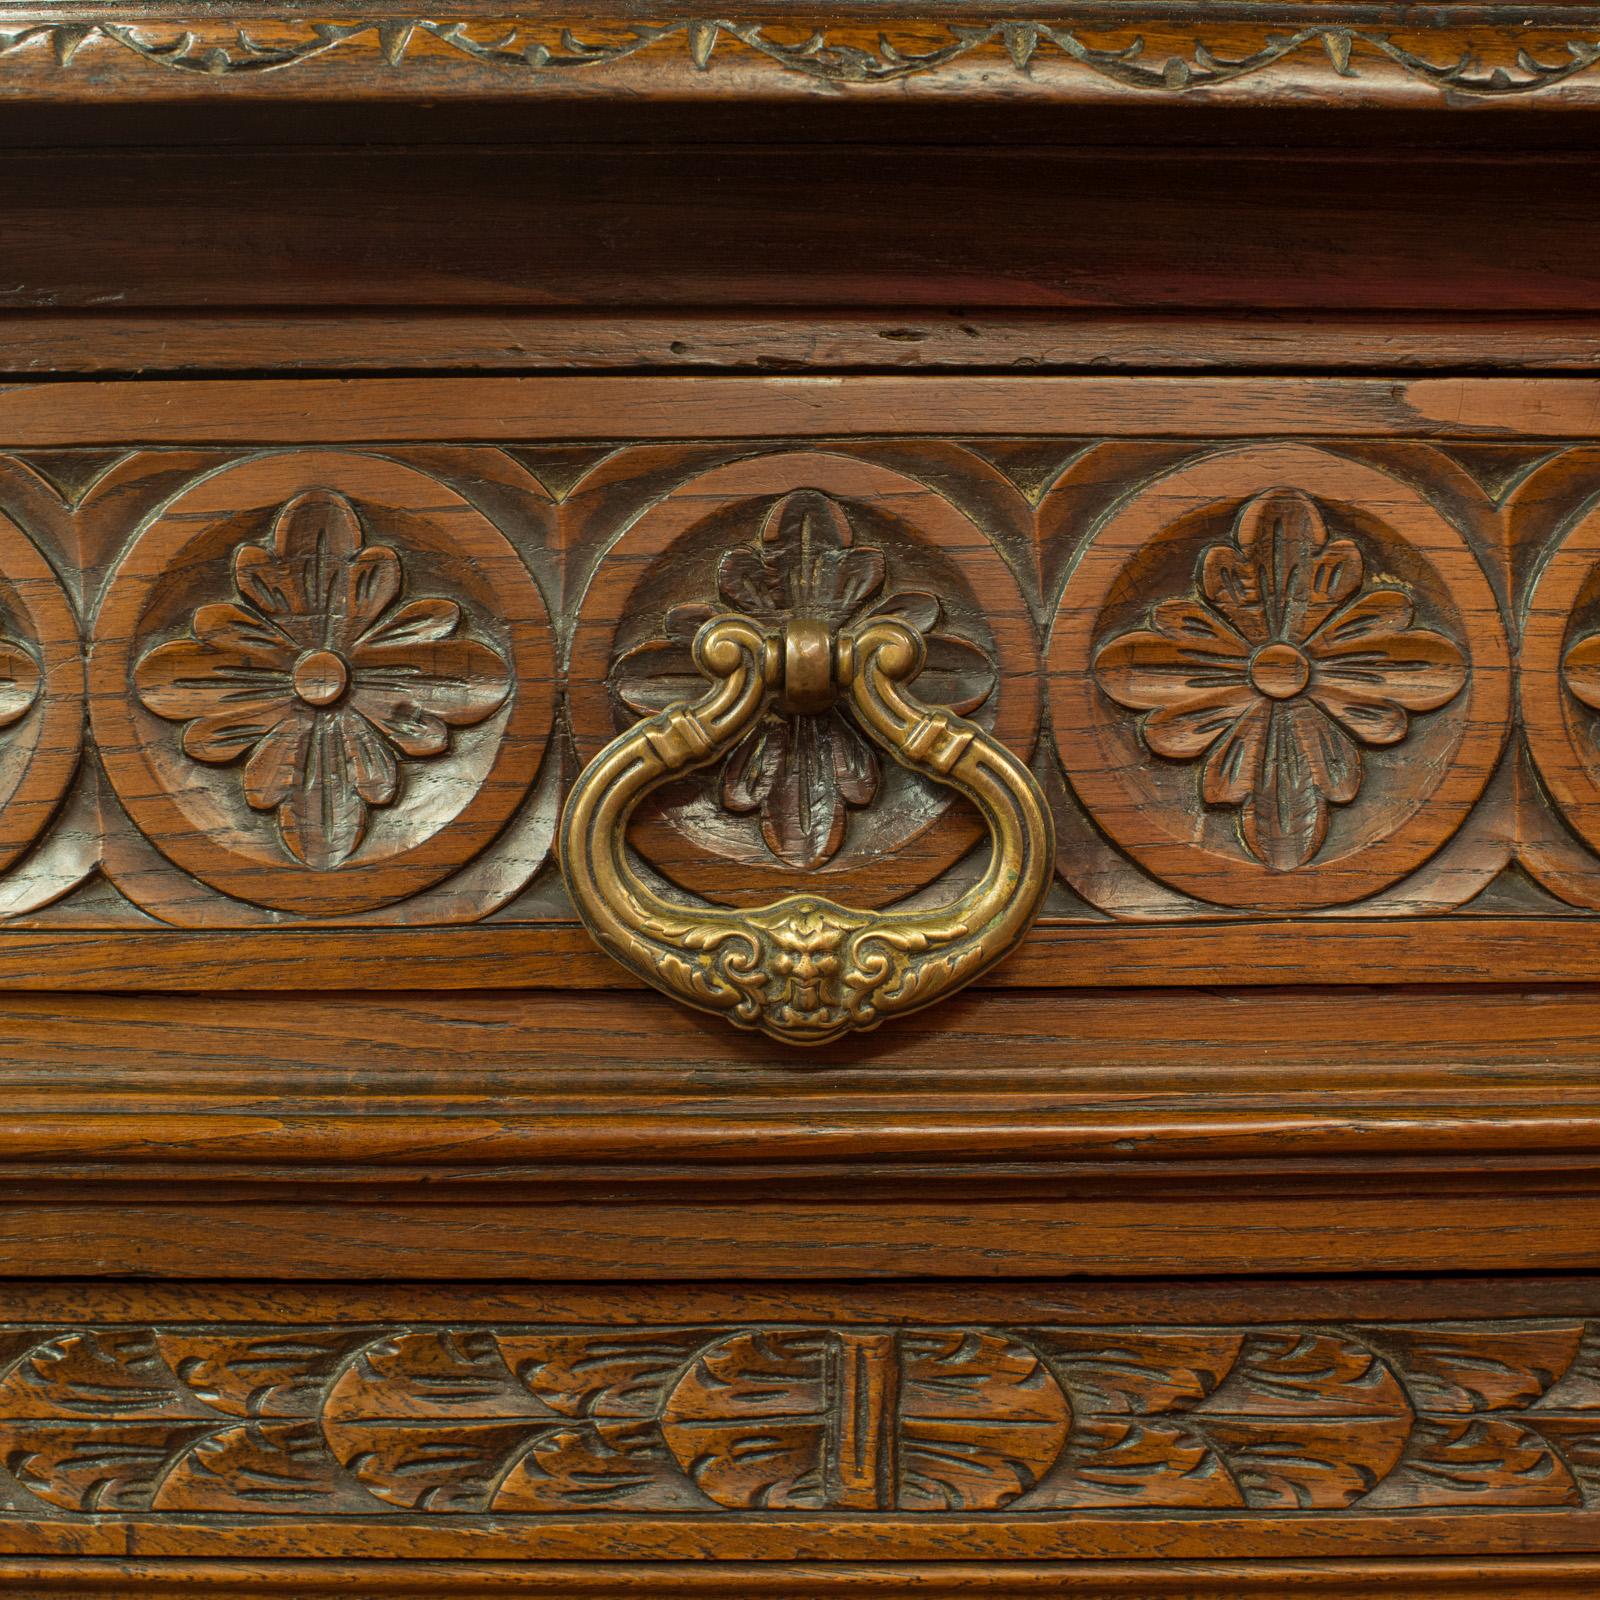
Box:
[9,146,1600,311]
[2,986,1599,1190]
[6,1559,1600,1597]
[0,4,1598,118]
[11,921,1600,990]
[9,1192,1599,1278]
[2,985,1597,1276]
[0,1280,1597,1559]
[9,374,1600,442]
[0,382,1597,998]
[16,311,1600,376]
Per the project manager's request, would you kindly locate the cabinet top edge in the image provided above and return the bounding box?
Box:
[1,5,1600,148]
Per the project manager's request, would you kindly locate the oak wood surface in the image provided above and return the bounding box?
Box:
[8,1560,1600,1597]
[1,21,1596,1587]
[0,1280,1594,1563]
[1,986,1598,1189]
[4,1191,1593,1278]
[13,374,1600,442]
[6,146,1600,311]
[15,310,1600,376]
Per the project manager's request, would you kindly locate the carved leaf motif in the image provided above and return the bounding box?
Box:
[661,1328,1070,1512]
[503,1329,716,1418]
[1199,1417,1413,1509]
[1031,1417,1241,1508]
[1362,1418,1580,1508]
[1536,1325,1600,1412]
[320,1330,558,1510]
[323,1332,550,1422]
[148,1421,354,1512]
[1193,1331,1412,1419]
[609,486,995,868]
[0,1331,213,1420]
[1368,1325,1589,1413]
[2,1315,1599,1520]
[495,1418,710,1512]
[1184,1332,1414,1509]
[660,1330,832,1509]
[0,1421,221,1512]
[1037,1331,1246,1414]
[155,1330,380,1419]
[895,1331,1071,1511]
[331,1417,546,1512]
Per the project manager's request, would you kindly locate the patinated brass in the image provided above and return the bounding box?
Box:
[560,612,1054,1045]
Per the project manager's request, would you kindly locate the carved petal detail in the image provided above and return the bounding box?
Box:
[1094,487,1467,871]
[134,489,512,870]
[609,488,997,868]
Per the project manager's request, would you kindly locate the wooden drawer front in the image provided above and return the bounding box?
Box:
[0,1279,1597,1565]
[0,373,1597,992]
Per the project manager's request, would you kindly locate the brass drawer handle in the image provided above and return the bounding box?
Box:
[559,613,1053,1045]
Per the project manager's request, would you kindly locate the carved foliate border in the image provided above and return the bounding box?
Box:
[2,10,1600,102]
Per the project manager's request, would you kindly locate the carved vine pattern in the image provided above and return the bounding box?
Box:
[4,17,1600,98]
[610,489,994,871]
[134,489,511,871]
[0,1318,1597,1516]
[1093,489,1468,871]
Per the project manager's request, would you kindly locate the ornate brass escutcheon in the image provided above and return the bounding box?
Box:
[559,611,1053,1045]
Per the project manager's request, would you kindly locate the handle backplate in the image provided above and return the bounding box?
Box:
[559,613,1053,1045]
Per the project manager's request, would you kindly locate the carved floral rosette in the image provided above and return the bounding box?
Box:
[1047,443,1510,913]
[6,429,1600,929]
[90,451,557,918]
[567,448,1041,908]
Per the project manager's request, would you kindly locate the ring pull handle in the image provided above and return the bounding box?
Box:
[559,612,1054,1045]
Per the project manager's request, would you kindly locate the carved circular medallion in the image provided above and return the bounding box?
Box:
[1047,444,1507,910]
[1517,484,1600,860]
[0,510,83,875]
[569,453,1040,907]
[91,452,555,916]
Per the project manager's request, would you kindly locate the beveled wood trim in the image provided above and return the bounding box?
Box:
[6,919,1600,989]
[14,311,1600,375]
[5,1509,1600,1563]
[5,1559,1600,1595]
[5,1273,1596,1322]
[4,987,1600,1190]
[4,1190,1596,1277]
[7,375,1600,442]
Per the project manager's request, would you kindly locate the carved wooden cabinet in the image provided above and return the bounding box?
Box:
[3,3,1600,1596]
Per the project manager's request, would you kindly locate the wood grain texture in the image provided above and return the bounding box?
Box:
[0,1280,1594,1559]
[7,1559,1600,1598]
[12,147,1600,312]
[4,985,1600,1188]
[0,390,1597,996]
[17,375,1600,442]
[19,312,1600,376]
[6,1193,1596,1279]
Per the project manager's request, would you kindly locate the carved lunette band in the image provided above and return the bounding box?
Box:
[558,614,1053,1045]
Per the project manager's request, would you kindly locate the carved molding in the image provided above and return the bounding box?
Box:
[3,427,1600,934]
[1,1312,1599,1520]
[0,10,1598,104]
